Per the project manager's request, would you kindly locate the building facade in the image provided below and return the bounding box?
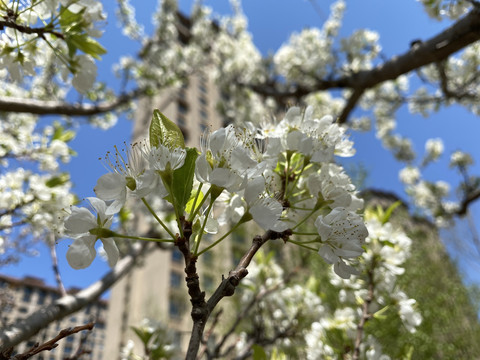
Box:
[0,274,107,360]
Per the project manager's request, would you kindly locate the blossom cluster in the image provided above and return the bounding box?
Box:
[0,0,105,93]
[63,107,368,278]
[230,206,420,359]
[305,207,422,358]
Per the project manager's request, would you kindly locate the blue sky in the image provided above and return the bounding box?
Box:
[3,0,480,290]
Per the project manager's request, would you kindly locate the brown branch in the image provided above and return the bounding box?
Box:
[210,273,294,360]
[198,309,223,359]
[8,322,94,360]
[247,7,480,122]
[353,268,375,360]
[0,242,149,352]
[0,88,146,116]
[457,188,480,216]
[0,20,64,40]
[48,239,67,297]
[338,88,365,124]
[184,229,292,360]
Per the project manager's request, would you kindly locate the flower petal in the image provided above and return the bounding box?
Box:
[66,236,97,269]
[101,238,120,268]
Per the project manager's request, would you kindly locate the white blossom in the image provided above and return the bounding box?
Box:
[64,197,119,269]
[315,207,368,278]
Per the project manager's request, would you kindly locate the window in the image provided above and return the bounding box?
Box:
[169,300,181,318]
[172,250,182,263]
[170,271,182,289]
[232,232,245,245]
[37,290,46,305]
[177,101,188,115]
[198,83,207,94]
[173,331,182,348]
[177,115,186,127]
[96,321,105,330]
[203,275,214,292]
[22,287,33,302]
[200,123,209,132]
[200,109,208,120]
[63,345,73,355]
[199,96,207,106]
[202,251,213,264]
[18,306,28,314]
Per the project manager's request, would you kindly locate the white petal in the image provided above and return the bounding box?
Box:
[101,238,120,267]
[133,170,158,198]
[94,173,126,201]
[64,207,96,236]
[333,260,358,279]
[66,237,97,269]
[244,176,265,205]
[195,154,211,184]
[250,198,286,231]
[86,197,108,216]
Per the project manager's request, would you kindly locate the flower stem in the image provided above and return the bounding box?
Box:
[292,231,318,236]
[196,221,242,256]
[114,233,175,243]
[193,199,215,255]
[141,198,176,240]
[291,208,318,230]
[188,184,212,222]
[287,239,318,251]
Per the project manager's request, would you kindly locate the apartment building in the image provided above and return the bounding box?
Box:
[0,274,107,360]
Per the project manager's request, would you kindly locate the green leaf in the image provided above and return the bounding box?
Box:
[382,201,402,224]
[171,148,198,214]
[149,109,185,149]
[67,34,106,59]
[52,124,76,142]
[45,173,70,188]
[186,189,204,214]
[130,326,153,346]
[59,7,85,29]
[252,344,267,360]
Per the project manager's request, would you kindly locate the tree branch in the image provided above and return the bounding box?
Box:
[184,229,292,360]
[0,242,148,352]
[0,88,146,116]
[0,20,64,40]
[353,266,375,360]
[6,322,94,360]
[247,7,480,122]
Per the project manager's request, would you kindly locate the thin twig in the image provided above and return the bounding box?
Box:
[0,20,64,39]
[10,322,94,360]
[49,238,66,297]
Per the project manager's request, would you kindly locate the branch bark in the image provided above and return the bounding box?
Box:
[247,7,480,123]
[0,242,148,352]
[184,229,292,360]
[0,20,64,39]
[0,88,145,116]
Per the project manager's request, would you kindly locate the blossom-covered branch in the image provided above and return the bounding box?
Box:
[0,88,144,116]
[2,322,94,360]
[0,20,65,39]
[0,242,148,351]
[246,6,480,123]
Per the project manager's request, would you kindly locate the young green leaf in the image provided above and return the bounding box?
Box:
[186,189,204,214]
[382,201,402,224]
[149,110,185,149]
[170,148,198,214]
[252,344,268,360]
